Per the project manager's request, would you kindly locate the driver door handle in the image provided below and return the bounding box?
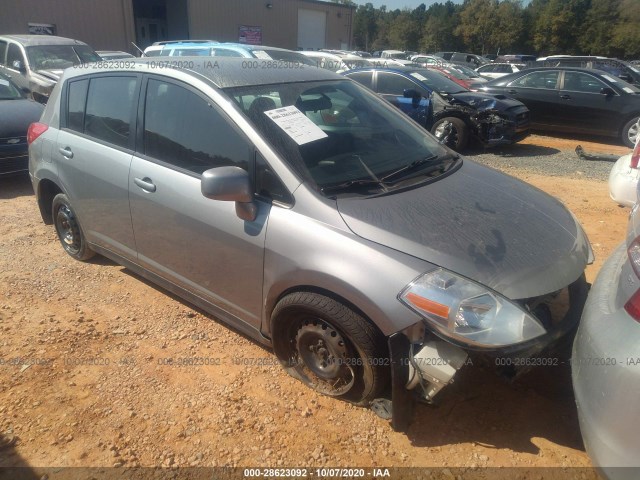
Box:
[560,94,572,100]
[134,177,156,193]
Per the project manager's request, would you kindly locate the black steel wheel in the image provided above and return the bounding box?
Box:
[52,193,95,261]
[271,292,388,405]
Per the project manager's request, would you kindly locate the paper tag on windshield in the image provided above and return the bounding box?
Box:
[252,50,272,60]
[0,79,9,87]
[264,106,328,145]
[410,72,428,82]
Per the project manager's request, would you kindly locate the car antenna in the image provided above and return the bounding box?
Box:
[131,42,145,57]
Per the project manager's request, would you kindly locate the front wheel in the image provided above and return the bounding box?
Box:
[622,116,640,148]
[52,193,95,261]
[271,292,388,405]
[431,117,469,151]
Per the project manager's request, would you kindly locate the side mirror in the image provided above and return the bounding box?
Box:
[600,87,615,96]
[201,166,257,222]
[403,88,421,100]
[12,60,25,73]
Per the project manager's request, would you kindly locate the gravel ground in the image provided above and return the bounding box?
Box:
[0,133,631,477]
[464,139,620,181]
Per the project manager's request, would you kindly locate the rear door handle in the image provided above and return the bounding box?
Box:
[134,177,156,193]
[507,89,517,95]
[58,147,73,159]
[560,94,571,100]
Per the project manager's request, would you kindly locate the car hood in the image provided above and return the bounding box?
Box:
[336,160,590,299]
[449,91,524,112]
[34,69,63,83]
[0,98,44,138]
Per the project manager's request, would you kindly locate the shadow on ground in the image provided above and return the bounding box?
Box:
[0,174,32,200]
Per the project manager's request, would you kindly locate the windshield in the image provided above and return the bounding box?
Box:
[0,73,23,99]
[252,49,317,66]
[26,45,101,70]
[224,80,455,196]
[409,69,468,94]
[452,64,480,78]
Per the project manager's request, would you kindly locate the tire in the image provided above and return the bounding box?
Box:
[622,116,640,148]
[271,292,388,406]
[52,193,95,261]
[431,117,469,151]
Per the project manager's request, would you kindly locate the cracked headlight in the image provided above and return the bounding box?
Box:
[399,269,546,347]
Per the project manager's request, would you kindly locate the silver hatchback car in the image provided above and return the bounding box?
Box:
[29,58,592,430]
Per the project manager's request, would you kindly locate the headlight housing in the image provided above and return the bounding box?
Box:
[399,269,546,347]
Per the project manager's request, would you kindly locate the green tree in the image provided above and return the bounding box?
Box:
[612,0,640,57]
[491,0,524,54]
[388,10,421,50]
[455,0,499,54]
[578,0,621,56]
[420,1,463,52]
[532,0,590,55]
[353,3,378,50]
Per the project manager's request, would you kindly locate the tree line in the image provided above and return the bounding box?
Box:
[337,0,640,59]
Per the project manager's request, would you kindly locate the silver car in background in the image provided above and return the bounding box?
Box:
[0,35,101,103]
[29,58,592,430]
[573,190,640,478]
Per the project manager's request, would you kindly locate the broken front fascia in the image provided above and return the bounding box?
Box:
[432,93,514,146]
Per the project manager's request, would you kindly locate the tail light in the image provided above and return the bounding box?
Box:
[624,236,640,320]
[630,139,640,169]
[27,122,48,145]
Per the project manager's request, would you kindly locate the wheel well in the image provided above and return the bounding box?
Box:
[269,286,388,345]
[621,114,640,134]
[37,179,63,225]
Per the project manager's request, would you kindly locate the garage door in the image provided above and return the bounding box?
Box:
[297,9,326,50]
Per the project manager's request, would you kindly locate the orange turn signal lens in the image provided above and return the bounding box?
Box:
[405,292,450,319]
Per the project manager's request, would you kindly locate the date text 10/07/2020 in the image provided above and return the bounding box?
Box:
[243,468,391,478]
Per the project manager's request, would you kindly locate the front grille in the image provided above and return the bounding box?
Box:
[0,136,27,147]
[0,153,28,174]
[522,287,571,331]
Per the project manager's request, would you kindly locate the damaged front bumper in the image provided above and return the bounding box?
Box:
[472,105,531,147]
[384,274,589,432]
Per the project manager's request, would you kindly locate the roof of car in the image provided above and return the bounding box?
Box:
[66,57,341,88]
[0,34,90,47]
[215,43,293,53]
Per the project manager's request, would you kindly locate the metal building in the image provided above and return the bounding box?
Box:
[0,0,355,53]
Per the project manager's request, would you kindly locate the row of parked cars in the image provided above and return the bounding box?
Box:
[0,32,637,476]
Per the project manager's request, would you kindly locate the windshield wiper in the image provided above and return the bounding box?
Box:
[380,154,440,183]
[320,154,450,195]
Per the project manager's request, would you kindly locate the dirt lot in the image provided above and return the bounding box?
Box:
[0,134,632,475]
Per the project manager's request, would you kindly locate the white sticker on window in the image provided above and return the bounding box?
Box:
[0,79,9,87]
[252,50,272,60]
[264,105,328,145]
[601,75,617,83]
[410,72,427,82]
[624,87,634,94]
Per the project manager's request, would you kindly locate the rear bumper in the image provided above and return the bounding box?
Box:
[573,243,640,475]
[608,154,638,208]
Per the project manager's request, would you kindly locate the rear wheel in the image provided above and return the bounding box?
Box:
[271,292,388,405]
[431,117,469,151]
[622,116,639,148]
[52,194,95,261]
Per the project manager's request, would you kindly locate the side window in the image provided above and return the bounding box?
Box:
[377,73,419,95]
[143,78,250,174]
[563,71,607,93]
[0,41,7,65]
[84,76,137,148]
[509,70,559,89]
[67,79,89,132]
[7,44,25,70]
[255,152,292,205]
[346,71,373,90]
[212,49,243,58]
